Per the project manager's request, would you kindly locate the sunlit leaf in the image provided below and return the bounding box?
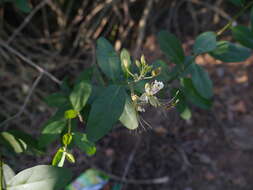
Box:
[2,163,15,187]
[70,81,92,111]
[120,49,131,78]
[7,165,72,190]
[0,132,27,153]
[119,96,139,130]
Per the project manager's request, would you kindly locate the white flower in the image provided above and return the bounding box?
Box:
[139,93,149,103]
[145,80,164,95]
[137,106,145,112]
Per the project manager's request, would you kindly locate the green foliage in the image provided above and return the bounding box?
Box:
[73,132,96,156]
[96,37,122,80]
[45,93,69,108]
[75,68,94,84]
[1,0,31,13]
[158,31,185,65]
[210,41,251,62]
[86,85,126,142]
[188,63,213,99]
[152,60,171,82]
[2,163,15,186]
[193,32,217,55]
[171,89,192,120]
[64,109,78,119]
[14,0,31,13]
[66,152,75,163]
[120,49,132,78]
[232,25,253,49]
[181,78,212,110]
[62,133,73,146]
[52,148,66,167]
[119,96,139,130]
[3,3,253,189]
[39,120,67,148]
[6,165,72,190]
[0,131,27,154]
[229,0,245,6]
[70,81,92,112]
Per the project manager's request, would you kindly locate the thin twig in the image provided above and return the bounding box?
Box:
[1,72,44,129]
[216,0,253,36]
[121,137,141,189]
[7,0,50,44]
[134,0,154,58]
[189,0,232,21]
[83,157,170,185]
[0,40,61,85]
[121,144,139,179]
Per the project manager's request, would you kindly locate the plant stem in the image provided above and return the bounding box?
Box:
[67,119,71,134]
[217,1,253,36]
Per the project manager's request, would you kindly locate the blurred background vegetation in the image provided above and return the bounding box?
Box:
[1,0,253,190]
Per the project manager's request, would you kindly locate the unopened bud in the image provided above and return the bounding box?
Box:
[135,60,141,68]
[152,67,161,77]
[141,55,145,65]
[131,94,138,101]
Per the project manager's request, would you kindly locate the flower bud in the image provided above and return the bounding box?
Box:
[152,67,161,77]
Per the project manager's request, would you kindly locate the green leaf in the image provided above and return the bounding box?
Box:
[6,130,42,155]
[62,133,72,146]
[229,0,245,6]
[73,132,96,156]
[70,81,92,111]
[45,93,69,108]
[39,120,67,148]
[86,85,126,142]
[232,25,253,49]
[181,78,212,109]
[66,152,75,163]
[64,109,78,119]
[96,37,122,80]
[210,41,251,62]
[2,163,15,186]
[52,148,65,167]
[158,31,185,65]
[75,67,94,84]
[189,63,213,99]
[7,165,72,190]
[152,60,171,82]
[0,131,27,153]
[171,89,192,120]
[14,0,31,13]
[120,49,131,78]
[119,96,139,130]
[193,32,217,55]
